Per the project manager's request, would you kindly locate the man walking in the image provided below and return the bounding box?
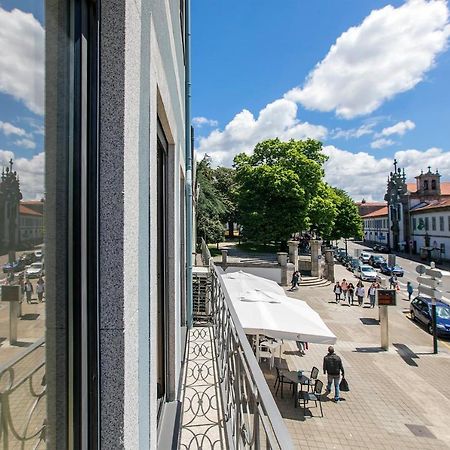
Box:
[323,346,345,402]
[368,282,377,308]
[24,279,33,304]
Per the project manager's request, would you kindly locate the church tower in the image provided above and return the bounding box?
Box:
[414,167,441,199]
[0,159,23,261]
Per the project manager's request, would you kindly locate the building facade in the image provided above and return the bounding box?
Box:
[360,161,450,261]
[0,1,192,449]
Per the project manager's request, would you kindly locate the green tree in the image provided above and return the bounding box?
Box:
[328,188,363,241]
[213,166,237,237]
[307,182,339,239]
[195,156,227,245]
[234,139,325,246]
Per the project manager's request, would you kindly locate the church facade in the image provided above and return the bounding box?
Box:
[362,161,450,261]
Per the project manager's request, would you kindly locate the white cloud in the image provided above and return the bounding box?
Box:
[380,120,416,136]
[324,145,450,201]
[14,138,36,149]
[0,8,45,115]
[370,138,395,149]
[0,150,44,199]
[195,98,327,166]
[0,121,27,137]
[331,122,376,140]
[285,0,450,118]
[192,116,219,128]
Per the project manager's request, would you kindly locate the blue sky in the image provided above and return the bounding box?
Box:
[0,2,45,199]
[192,0,450,200]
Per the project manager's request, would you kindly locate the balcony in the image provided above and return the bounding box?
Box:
[180,262,294,449]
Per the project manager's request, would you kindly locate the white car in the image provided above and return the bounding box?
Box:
[34,249,43,260]
[355,264,378,282]
[359,251,372,264]
[25,262,45,279]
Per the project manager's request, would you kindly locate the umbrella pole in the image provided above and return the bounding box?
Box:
[256,333,260,361]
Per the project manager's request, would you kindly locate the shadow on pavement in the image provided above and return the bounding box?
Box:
[360,318,379,325]
[354,346,386,353]
[393,343,419,366]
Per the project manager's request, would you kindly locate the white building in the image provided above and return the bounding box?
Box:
[362,205,389,246]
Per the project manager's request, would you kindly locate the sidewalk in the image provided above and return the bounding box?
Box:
[263,264,450,449]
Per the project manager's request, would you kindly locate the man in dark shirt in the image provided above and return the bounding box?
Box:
[323,346,344,402]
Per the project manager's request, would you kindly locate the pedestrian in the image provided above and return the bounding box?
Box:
[347,282,355,305]
[407,281,413,300]
[356,282,365,306]
[368,282,377,308]
[7,271,14,285]
[333,282,342,303]
[24,279,33,304]
[296,341,308,356]
[36,277,45,302]
[389,273,398,289]
[323,346,345,402]
[340,279,349,302]
[290,271,300,290]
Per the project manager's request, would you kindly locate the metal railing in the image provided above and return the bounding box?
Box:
[0,338,46,449]
[209,265,293,450]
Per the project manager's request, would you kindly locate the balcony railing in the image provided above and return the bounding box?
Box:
[0,337,46,449]
[208,265,293,450]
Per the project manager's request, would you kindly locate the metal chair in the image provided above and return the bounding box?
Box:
[274,366,295,399]
[298,379,324,417]
[303,366,319,392]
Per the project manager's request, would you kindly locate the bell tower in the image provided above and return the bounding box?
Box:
[415,167,441,199]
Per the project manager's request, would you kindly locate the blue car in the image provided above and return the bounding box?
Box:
[410,297,450,337]
[379,263,404,277]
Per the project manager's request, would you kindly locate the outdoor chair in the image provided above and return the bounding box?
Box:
[298,379,324,417]
[303,366,319,392]
[274,366,295,399]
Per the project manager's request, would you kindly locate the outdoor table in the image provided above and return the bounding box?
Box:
[283,370,310,408]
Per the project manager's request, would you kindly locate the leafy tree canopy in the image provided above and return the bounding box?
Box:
[234,139,326,244]
[328,188,363,241]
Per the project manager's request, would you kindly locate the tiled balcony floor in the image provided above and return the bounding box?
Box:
[180,325,225,449]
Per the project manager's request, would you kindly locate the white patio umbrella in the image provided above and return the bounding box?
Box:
[221,271,336,345]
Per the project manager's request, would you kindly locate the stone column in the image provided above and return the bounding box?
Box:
[277,252,289,286]
[310,239,323,278]
[324,249,335,283]
[288,240,298,265]
[221,249,228,266]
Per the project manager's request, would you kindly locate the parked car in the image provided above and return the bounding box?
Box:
[349,258,362,272]
[25,262,45,279]
[410,297,450,337]
[34,249,44,261]
[368,254,386,268]
[335,248,346,261]
[19,252,36,265]
[2,260,26,273]
[354,264,378,281]
[359,251,372,264]
[379,263,404,277]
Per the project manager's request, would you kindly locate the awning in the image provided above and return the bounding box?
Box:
[221,271,337,344]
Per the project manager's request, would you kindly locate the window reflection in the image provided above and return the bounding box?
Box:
[0,3,47,448]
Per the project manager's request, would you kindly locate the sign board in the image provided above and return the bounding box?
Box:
[417,276,441,289]
[416,264,426,275]
[1,285,20,302]
[377,289,396,306]
[418,285,443,300]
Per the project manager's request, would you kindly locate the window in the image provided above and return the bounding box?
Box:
[432,217,436,231]
[425,217,429,230]
[448,216,450,232]
[156,120,169,416]
[424,180,429,190]
[440,243,446,255]
[440,216,444,232]
[413,218,417,230]
[432,179,437,190]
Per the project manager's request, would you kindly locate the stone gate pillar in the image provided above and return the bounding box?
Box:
[288,240,298,265]
[324,249,335,283]
[310,240,323,278]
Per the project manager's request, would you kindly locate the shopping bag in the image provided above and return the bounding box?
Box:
[339,377,349,392]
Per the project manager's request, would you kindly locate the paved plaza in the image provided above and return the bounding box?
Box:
[262,263,450,449]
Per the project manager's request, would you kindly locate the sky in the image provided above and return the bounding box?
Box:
[0,2,44,199]
[192,0,450,201]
